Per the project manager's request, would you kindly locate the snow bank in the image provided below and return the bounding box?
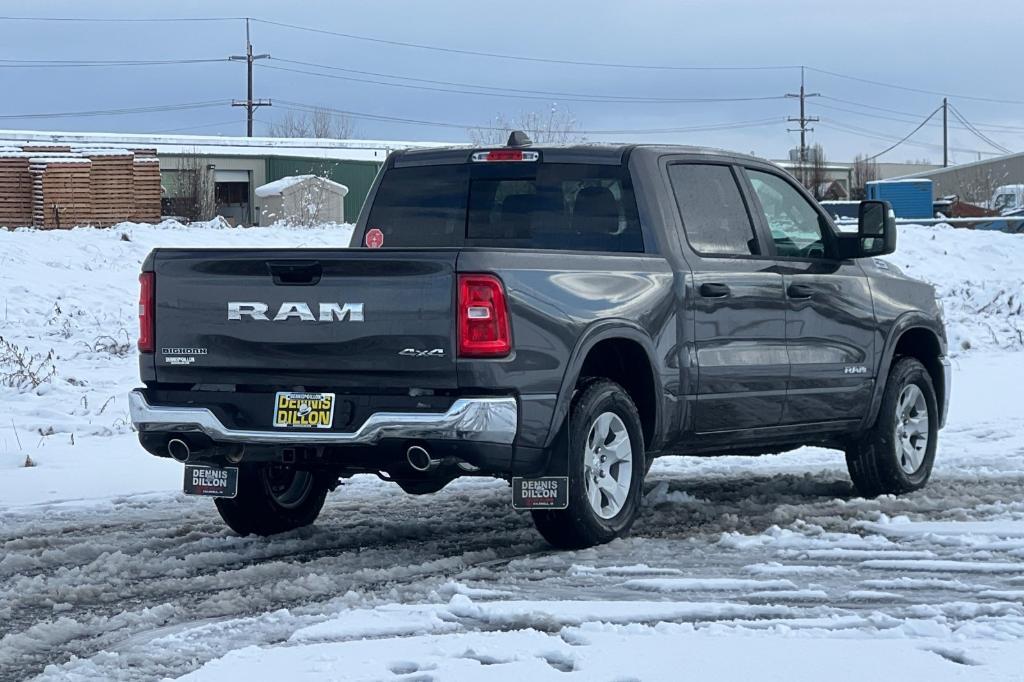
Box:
[888,224,1024,355]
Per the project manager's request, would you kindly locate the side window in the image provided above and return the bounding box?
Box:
[745,169,827,258]
[668,164,759,256]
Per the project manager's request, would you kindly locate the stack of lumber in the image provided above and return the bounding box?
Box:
[132,154,162,223]
[0,143,163,228]
[80,148,135,226]
[30,157,93,229]
[0,153,34,228]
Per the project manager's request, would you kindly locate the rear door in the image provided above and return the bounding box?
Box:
[153,249,458,389]
[667,162,789,432]
[740,166,875,424]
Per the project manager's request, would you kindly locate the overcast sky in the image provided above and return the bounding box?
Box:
[1,0,1021,163]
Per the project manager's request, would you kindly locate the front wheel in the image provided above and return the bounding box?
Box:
[214,463,334,536]
[846,357,938,497]
[531,379,646,549]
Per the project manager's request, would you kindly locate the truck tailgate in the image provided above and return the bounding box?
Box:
[152,249,457,388]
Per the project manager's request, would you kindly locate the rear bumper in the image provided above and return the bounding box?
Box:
[128,390,518,445]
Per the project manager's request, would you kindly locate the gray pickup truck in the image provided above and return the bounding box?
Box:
[130,134,950,549]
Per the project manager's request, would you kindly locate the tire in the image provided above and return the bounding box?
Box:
[846,357,938,498]
[531,379,646,549]
[214,463,333,536]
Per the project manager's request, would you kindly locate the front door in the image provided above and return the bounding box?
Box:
[667,162,789,432]
[741,167,876,425]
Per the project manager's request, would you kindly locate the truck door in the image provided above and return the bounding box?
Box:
[740,166,875,425]
[667,162,789,432]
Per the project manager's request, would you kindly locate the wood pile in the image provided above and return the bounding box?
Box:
[0,144,162,227]
[132,156,162,223]
[0,154,34,228]
[80,149,135,226]
[30,158,93,229]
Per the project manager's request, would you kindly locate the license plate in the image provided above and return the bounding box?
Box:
[183,465,238,498]
[273,391,335,429]
[512,476,569,510]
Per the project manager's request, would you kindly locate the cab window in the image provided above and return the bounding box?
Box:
[745,169,828,258]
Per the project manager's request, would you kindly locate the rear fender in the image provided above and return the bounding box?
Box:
[545,321,663,450]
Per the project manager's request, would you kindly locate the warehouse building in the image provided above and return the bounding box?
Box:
[0,130,446,226]
[896,151,1024,205]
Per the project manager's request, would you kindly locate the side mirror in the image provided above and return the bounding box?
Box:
[836,200,897,258]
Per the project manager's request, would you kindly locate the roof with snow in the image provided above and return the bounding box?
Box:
[0,129,454,163]
[255,175,349,198]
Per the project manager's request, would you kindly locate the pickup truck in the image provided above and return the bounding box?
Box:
[130,134,950,549]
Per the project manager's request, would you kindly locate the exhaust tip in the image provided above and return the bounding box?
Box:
[168,438,191,464]
[225,446,244,464]
[406,445,437,472]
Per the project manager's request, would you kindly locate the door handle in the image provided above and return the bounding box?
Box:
[699,282,731,298]
[787,283,815,299]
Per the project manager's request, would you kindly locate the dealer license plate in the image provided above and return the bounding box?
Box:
[272,391,335,429]
[183,465,238,498]
[511,476,569,510]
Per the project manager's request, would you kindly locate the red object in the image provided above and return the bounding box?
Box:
[365,228,385,248]
[458,274,511,358]
[485,150,524,162]
[138,272,155,353]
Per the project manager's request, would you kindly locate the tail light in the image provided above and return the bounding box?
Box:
[458,274,511,358]
[138,272,155,353]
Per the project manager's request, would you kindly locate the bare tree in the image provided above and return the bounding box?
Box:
[851,154,880,200]
[468,105,584,145]
[168,149,215,222]
[954,165,1009,206]
[268,106,357,139]
[803,144,831,200]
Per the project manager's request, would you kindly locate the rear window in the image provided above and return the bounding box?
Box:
[363,162,644,252]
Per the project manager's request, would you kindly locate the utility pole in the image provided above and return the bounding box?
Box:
[942,97,948,167]
[786,66,820,185]
[230,18,271,137]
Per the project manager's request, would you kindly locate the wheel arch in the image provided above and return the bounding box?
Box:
[546,321,662,451]
[866,313,947,430]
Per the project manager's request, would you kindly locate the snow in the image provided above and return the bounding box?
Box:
[255,175,349,198]
[0,221,1022,680]
[0,128,457,163]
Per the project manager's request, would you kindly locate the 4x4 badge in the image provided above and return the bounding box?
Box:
[399,348,445,358]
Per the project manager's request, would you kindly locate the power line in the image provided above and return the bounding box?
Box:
[0,101,229,120]
[947,102,1012,154]
[252,18,800,72]
[807,67,1024,106]
[0,15,243,22]
[0,57,229,68]
[271,58,784,103]
[260,62,787,105]
[817,117,997,157]
[275,99,784,135]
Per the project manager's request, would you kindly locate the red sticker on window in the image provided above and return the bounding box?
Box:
[365,228,384,248]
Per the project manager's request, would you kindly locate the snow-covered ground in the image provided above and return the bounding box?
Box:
[1,222,1022,681]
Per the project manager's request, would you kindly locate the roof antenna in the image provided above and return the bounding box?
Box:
[506,130,532,147]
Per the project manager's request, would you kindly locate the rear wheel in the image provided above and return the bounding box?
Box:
[846,357,938,497]
[215,463,334,536]
[531,379,646,549]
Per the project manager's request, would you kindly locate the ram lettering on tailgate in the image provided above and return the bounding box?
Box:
[227,301,364,322]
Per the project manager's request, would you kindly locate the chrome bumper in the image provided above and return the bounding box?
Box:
[128,390,518,445]
[940,356,951,428]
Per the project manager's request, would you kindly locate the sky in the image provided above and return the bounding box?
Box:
[1,0,1022,164]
